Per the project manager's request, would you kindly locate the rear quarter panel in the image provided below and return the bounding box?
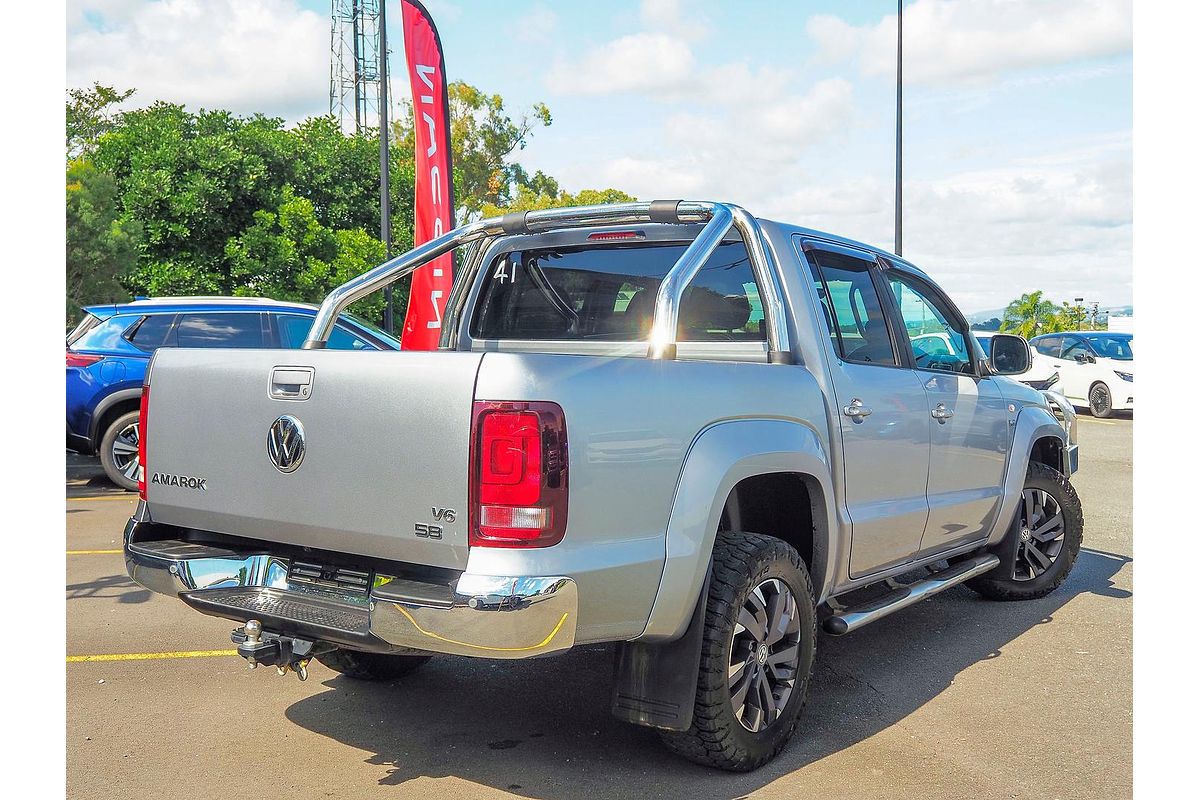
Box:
[470,352,831,644]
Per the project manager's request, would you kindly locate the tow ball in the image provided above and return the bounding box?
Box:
[231,619,327,681]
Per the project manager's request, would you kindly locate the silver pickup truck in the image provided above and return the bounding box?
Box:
[125,200,1081,771]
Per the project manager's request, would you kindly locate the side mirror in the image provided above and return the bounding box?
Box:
[1073,352,1095,364]
[988,334,1031,375]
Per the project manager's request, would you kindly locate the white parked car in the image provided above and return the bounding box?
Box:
[1028,331,1133,418]
[972,331,1061,390]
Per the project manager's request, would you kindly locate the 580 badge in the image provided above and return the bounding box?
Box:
[414,507,456,540]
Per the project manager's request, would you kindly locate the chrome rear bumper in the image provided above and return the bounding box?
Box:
[124,516,577,659]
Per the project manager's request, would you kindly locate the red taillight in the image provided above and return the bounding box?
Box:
[137,385,149,500]
[587,230,645,241]
[470,401,567,548]
[66,351,104,368]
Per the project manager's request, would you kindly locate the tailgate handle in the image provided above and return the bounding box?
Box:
[270,367,314,400]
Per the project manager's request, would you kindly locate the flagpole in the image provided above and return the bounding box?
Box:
[380,0,394,332]
[895,0,903,257]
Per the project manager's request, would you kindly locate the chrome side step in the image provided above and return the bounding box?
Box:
[823,553,1000,635]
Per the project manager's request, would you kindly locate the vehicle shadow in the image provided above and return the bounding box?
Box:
[66,573,151,604]
[284,547,1129,797]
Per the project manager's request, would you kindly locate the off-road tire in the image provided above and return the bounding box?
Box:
[966,462,1083,601]
[315,648,431,681]
[1088,382,1114,418]
[98,410,141,492]
[659,531,817,772]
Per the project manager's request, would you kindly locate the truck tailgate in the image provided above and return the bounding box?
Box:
[144,348,483,570]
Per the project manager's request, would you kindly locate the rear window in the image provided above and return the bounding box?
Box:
[68,315,137,352]
[470,241,766,342]
[67,313,102,346]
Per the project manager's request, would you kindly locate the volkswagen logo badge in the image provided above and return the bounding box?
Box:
[267,415,306,473]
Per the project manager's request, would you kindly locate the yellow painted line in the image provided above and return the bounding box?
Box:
[67,649,238,663]
[66,494,137,502]
[392,604,569,653]
[66,549,122,555]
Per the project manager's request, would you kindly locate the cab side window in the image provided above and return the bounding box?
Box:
[1033,336,1062,357]
[889,273,974,374]
[126,314,178,351]
[275,314,374,350]
[1061,336,1091,359]
[176,313,265,348]
[807,250,897,366]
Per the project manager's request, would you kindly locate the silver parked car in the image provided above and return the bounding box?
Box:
[125,201,1082,771]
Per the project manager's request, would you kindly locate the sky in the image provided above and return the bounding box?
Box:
[65,0,1132,314]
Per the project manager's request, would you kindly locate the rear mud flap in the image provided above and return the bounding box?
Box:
[610,572,709,731]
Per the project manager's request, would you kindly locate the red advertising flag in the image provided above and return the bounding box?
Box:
[400,0,455,350]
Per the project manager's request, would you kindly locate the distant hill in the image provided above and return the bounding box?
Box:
[966,304,1132,325]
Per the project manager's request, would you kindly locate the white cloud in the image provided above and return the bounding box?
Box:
[639,0,708,43]
[569,76,855,213]
[809,0,1132,85]
[512,4,559,44]
[545,32,696,96]
[765,140,1132,311]
[67,0,328,122]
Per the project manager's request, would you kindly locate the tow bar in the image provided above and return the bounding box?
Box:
[231,619,329,681]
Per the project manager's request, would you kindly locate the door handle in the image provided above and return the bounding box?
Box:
[843,398,872,421]
[931,403,954,422]
[270,366,314,400]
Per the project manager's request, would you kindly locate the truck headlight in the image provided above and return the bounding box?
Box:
[1114,371,1133,382]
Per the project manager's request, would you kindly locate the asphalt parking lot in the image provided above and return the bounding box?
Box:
[66,415,1132,799]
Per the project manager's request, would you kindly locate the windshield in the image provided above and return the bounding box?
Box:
[1082,334,1133,361]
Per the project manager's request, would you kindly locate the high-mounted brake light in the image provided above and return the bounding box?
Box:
[137,385,149,500]
[66,351,104,368]
[470,401,567,548]
[587,230,645,241]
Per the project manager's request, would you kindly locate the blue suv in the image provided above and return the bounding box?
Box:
[67,296,400,490]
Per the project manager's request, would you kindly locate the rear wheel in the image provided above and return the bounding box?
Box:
[659,531,816,772]
[315,648,432,681]
[966,462,1083,601]
[98,410,140,492]
[1088,382,1114,418]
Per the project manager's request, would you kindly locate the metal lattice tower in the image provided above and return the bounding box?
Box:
[330,0,387,133]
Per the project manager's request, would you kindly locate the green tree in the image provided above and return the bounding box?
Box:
[225,186,392,320]
[67,83,136,159]
[67,83,631,328]
[394,81,553,219]
[480,184,638,217]
[65,159,142,323]
[1000,291,1070,339]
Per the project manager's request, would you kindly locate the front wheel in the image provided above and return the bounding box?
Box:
[965,462,1083,601]
[659,531,817,772]
[1088,382,1114,418]
[98,410,141,492]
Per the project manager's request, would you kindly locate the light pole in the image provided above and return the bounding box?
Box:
[379,0,393,332]
[1074,297,1084,330]
[895,0,903,257]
